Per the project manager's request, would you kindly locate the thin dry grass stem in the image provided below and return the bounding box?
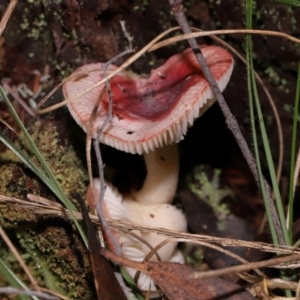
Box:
[2,79,36,117]
[84,89,107,251]
[263,278,299,292]
[169,0,285,244]
[81,91,110,252]
[132,237,167,285]
[190,254,300,280]
[145,289,151,300]
[145,237,264,277]
[39,288,68,300]
[35,27,179,114]
[258,279,271,300]
[144,238,169,263]
[270,260,300,269]
[293,146,300,196]
[149,29,300,52]
[202,30,283,238]
[296,277,300,300]
[286,146,300,235]
[0,287,59,300]
[85,87,105,214]
[0,226,41,292]
[35,72,89,112]
[0,0,18,38]
[254,74,283,183]
[191,28,283,184]
[0,116,18,134]
[27,193,64,208]
[91,21,134,256]
[4,194,300,292]
[2,194,300,257]
[36,26,300,116]
[111,219,299,256]
[118,228,161,261]
[259,291,271,300]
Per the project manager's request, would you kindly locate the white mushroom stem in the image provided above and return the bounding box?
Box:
[132,144,179,204]
[123,199,187,262]
[87,179,187,294]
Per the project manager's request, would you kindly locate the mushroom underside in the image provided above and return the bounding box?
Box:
[64,45,234,154]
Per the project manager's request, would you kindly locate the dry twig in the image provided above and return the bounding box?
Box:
[1,195,300,258]
[167,0,284,245]
[0,287,59,300]
[92,20,134,255]
[0,0,18,38]
[0,226,41,292]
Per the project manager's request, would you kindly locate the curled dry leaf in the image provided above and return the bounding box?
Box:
[101,248,255,300]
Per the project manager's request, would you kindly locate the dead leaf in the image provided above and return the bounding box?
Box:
[73,192,127,300]
[101,248,255,300]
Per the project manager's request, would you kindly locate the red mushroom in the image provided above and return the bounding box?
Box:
[64,45,234,205]
[65,45,233,294]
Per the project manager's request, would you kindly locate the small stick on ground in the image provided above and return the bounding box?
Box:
[0,226,41,292]
[93,20,135,255]
[167,0,285,245]
[0,287,59,300]
[0,0,18,38]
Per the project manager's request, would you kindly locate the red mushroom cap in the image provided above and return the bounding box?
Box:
[64,45,233,154]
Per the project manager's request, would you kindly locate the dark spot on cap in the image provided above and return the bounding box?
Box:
[150,214,154,218]
[122,88,131,94]
[160,156,165,161]
[127,131,134,134]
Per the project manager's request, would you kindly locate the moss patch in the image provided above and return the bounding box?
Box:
[0,117,94,299]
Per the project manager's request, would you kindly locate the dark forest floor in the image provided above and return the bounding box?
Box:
[1,1,300,299]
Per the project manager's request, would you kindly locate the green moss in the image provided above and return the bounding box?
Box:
[19,2,48,40]
[184,243,204,268]
[187,165,233,231]
[263,67,290,92]
[23,121,88,198]
[0,120,92,298]
[16,226,92,299]
[133,0,149,11]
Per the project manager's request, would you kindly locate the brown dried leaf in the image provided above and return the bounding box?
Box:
[101,248,255,300]
[73,192,127,300]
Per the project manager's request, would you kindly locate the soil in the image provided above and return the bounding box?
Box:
[0,0,300,299]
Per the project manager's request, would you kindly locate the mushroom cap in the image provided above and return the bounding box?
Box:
[64,45,233,154]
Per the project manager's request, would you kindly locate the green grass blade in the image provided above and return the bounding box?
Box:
[250,62,290,245]
[245,0,289,245]
[0,133,54,188]
[0,258,39,300]
[246,6,294,296]
[288,60,300,240]
[245,0,279,245]
[0,86,88,249]
[246,42,278,244]
[0,86,75,209]
[273,0,300,6]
